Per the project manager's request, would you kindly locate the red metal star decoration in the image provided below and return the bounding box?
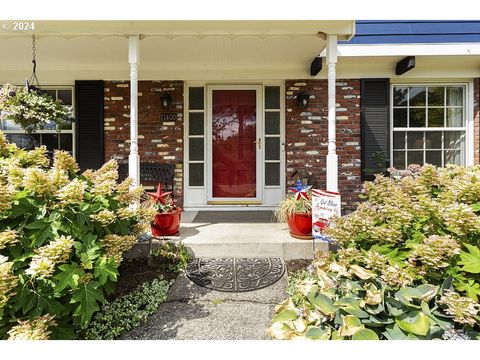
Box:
[146,184,172,205]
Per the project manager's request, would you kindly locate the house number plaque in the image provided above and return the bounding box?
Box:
[160,113,178,122]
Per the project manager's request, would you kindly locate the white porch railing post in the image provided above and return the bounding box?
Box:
[326,34,338,193]
[128,35,140,189]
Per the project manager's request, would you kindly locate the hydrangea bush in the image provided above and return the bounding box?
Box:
[269,165,480,340]
[0,131,148,339]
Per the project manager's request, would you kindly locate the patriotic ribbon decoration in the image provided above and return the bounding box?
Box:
[289,179,312,201]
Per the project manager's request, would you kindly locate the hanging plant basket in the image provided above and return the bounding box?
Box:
[0,83,72,133]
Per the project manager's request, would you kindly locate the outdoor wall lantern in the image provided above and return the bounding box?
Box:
[160,93,172,110]
[296,92,310,108]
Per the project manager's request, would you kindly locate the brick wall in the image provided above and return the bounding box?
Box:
[474,78,479,165]
[103,80,184,206]
[285,80,362,213]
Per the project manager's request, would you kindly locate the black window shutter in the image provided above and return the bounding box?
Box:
[360,78,390,181]
[75,80,104,171]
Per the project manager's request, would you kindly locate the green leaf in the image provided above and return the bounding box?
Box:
[335,297,369,319]
[94,257,118,285]
[458,244,480,274]
[311,293,338,315]
[383,324,408,340]
[338,315,364,337]
[455,280,480,301]
[352,328,379,340]
[349,265,375,280]
[395,287,423,307]
[305,326,330,340]
[71,282,104,326]
[24,219,49,229]
[54,263,85,292]
[415,284,439,302]
[470,202,480,212]
[395,311,430,336]
[272,309,298,323]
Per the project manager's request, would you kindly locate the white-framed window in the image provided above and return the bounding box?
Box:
[391,84,467,169]
[0,86,75,158]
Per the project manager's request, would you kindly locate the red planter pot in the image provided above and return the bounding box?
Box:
[151,208,182,236]
[287,212,313,240]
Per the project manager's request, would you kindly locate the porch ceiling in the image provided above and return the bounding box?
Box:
[0,20,354,82]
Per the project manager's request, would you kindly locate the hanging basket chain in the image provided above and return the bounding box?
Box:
[26,34,40,90]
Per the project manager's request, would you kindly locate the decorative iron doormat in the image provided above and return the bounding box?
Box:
[185,258,286,292]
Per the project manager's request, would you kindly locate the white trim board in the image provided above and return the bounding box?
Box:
[319,43,480,57]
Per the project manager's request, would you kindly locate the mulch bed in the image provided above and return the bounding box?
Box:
[112,257,179,300]
[285,259,311,273]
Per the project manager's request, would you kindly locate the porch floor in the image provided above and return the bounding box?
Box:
[129,211,329,260]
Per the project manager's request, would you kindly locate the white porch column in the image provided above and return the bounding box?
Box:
[326,34,338,193]
[128,35,140,188]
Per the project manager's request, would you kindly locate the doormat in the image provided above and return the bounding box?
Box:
[192,211,275,223]
[185,257,285,292]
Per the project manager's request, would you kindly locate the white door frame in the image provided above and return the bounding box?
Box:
[206,84,264,204]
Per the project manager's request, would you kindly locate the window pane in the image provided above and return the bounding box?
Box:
[59,134,73,152]
[445,150,462,165]
[426,151,442,166]
[189,163,204,186]
[6,134,40,150]
[189,87,204,110]
[447,87,463,106]
[393,131,405,149]
[41,134,58,151]
[57,119,73,130]
[446,108,464,127]
[265,163,280,186]
[189,138,204,161]
[407,151,424,166]
[444,131,464,150]
[43,120,57,130]
[428,87,444,106]
[57,90,72,105]
[428,108,444,127]
[393,87,408,106]
[265,137,280,160]
[409,87,426,106]
[43,89,56,99]
[407,132,424,149]
[189,112,204,135]
[393,151,406,170]
[426,131,442,149]
[265,86,280,109]
[265,112,280,135]
[409,108,426,127]
[393,108,407,127]
[0,118,23,130]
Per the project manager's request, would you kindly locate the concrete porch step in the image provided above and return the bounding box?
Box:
[126,213,330,260]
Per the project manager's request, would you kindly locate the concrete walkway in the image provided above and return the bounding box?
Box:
[121,271,288,340]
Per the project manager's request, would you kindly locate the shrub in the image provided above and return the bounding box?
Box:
[79,277,171,340]
[0,131,148,339]
[269,165,480,340]
[148,241,191,273]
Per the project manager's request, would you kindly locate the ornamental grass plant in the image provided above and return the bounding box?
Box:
[0,131,150,339]
[269,164,480,340]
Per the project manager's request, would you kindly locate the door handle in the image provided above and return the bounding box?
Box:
[252,138,262,150]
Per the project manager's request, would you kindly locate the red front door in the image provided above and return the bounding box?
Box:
[212,90,257,198]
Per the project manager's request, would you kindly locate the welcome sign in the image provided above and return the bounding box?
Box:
[312,189,341,242]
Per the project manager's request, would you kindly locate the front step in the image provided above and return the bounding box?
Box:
[126,223,329,260]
